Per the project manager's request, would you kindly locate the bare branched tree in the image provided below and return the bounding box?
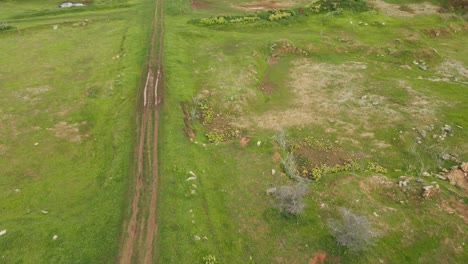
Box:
[274,184,307,216]
[273,129,287,150]
[328,208,380,252]
[280,153,311,184]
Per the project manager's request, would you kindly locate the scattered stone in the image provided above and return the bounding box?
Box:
[415,177,423,183]
[435,174,447,181]
[418,129,427,138]
[203,236,208,240]
[372,101,379,106]
[441,124,452,133]
[399,180,407,187]
[52,235,58,240]
[422,185,440,199]
[34,142,39,146]
[422,171,431,177]
[188,171,197,177]
[193,235,201,241]
[441,153,452,161]
[185,176,196,181]
[240,136,251,147]
[0,230,6,236]
[59,2,85,8]
[419,64,427,71]
[190,190,196,195]
[40,210,49,214]
[14,189,20,193]
[191,184,197,188]
[271,169,276,175]
[460,162,468,173]
[373,212,379,217]
[266,187,277,195]
[256,141,261,146]
[53,25,58,30]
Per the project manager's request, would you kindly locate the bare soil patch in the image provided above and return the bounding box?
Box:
[235,1,295,11]
[296,147,354,168]
[259,73,275,93]
[233,58,439,140]
[0,144,7,155]
[191,0,210,9]
[370,0,442,17]
[47,121,87,142]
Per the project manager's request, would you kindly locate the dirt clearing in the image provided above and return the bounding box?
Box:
[235,1,295,11]
[370,0,442,16]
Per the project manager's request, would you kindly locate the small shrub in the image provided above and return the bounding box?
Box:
[203,254,217,264]
[274,184,307,216]
[366,161,387,173]
[328,208,380,252]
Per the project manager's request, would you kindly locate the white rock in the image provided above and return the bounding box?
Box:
[53,25,58,30]
[373,212,379,217]
[34,142,39,146]
[188,171,197,177]
[41,210,48,214]
[185,176,196,181]
[271,169,276,175]
[14,189,20,193]
[52,235,58,240]
[194,235,201,241]
[0,230,6,236]
[256,141,261,146]
[190,190,196,195]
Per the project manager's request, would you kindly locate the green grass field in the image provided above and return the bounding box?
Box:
[0,0,154,262]
[1,0,467,263]
[157,0,467,263]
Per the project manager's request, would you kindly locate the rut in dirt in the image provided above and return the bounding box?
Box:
[118,0,164,263]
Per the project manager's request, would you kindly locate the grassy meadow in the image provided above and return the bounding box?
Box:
[157,0,467,263]
[0,0,467,263]
[0,0,154,262]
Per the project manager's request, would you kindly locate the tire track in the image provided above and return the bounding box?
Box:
[118,0,163,263]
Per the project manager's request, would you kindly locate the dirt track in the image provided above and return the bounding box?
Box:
[118,0,164,263]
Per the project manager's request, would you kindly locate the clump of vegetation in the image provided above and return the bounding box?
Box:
[366,161,388,174]
[193,8,296,26]
[203,254,217,264]
[274,184,307,216]
[289,136,335,152]
[328,208,380,252]
[198,99,214,125]
[307,0,368,14]
[269,39,308,57]
[267,9,295,21]
[0,21,13,31]
[205,129,238,143]
[196,15,260,26]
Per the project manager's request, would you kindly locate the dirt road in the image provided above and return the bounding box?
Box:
[118,0,164,263]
